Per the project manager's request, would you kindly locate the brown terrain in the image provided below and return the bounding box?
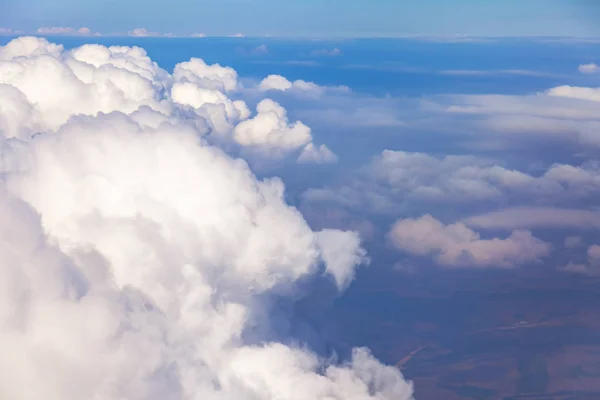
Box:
[327,266,600,400]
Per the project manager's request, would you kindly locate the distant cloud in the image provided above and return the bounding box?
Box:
[431,85,600,148]
[37,26,94,36]
[303,150,600,215]
[128,28,168,37]
[563,245,600,276]
[259,74,324,94]
[578,63,600,74]
[311,48,342,56]
[229,33,245,38]
[464,207,600,230]
[254,44,268,54]
[388,214,551,268]
[439,69,560,78]
[190,32,207,38]
[298,143,338,164]
[0,28,17,35]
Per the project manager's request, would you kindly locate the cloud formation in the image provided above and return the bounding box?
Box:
[388,215,551,268]
[0,36,332,163]
[0,37,410,399]
[302,149,600,215]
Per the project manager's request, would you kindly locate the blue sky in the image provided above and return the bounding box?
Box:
[2,0,600,37]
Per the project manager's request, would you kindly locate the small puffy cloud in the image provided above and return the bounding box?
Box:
[259,74,325,95]
[233,99,315,156]
[464,207,600,230]
[578,63,600,74]
[128,28,165,37]
[388,214,551,268]
[37,26,93,36]
[298,143,338,164]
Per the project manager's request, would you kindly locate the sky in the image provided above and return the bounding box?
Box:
[4,1,600,398]
[2,0,600,37]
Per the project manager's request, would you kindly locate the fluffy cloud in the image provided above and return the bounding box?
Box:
[578,63,600,74]
[260,75,319,92]
[388,215,551,268]
[258,75,350,97]
[0,36,331,163]
[234,99,337,161]
[0,37,412,399]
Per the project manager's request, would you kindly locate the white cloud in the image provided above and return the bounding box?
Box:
[233,99,322,157]
[0,36,330,163]
[259,74,325,95]
[388,215,551,268]
[0,28,16,35]
[578,63,600,74]
[37,26,94,36]
[190,32,207,38]
[0,36,413,400]
[297,143,338,164]
[128,28,168,37]
[229,33,245,38]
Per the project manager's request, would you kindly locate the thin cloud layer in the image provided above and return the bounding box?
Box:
[37,26,94,35]
[464,207,600,230]
[388,215,551,268]
[0,37,411,400]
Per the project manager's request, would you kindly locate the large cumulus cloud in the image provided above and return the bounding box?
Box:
[0,37,412,400]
